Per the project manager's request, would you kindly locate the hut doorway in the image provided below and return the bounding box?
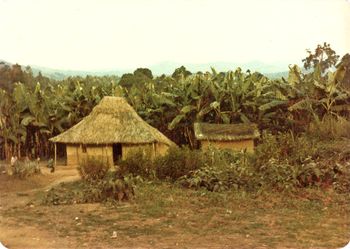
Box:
[113,143,122,163]
[57,143,67,165]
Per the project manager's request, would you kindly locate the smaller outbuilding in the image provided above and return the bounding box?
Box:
[194,122,260,152]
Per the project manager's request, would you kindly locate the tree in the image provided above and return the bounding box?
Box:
[302,42,339,73]
[134,68,153,79]
[171,66,192,80]
[119,68,153,89]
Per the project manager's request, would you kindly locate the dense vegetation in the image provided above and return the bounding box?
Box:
[117,132,350,193]
[1,43,349,249]
[0,43,349,161]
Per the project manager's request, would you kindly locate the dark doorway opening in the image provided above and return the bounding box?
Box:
[57,143,67,165]
[113,143,122,163]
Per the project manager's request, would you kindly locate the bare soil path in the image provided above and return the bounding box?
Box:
[0,161,349,249]
[0,164,81,248]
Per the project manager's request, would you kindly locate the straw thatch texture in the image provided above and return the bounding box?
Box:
[194,122,260,141]
[200,140,255,152]
[50,96,175,146]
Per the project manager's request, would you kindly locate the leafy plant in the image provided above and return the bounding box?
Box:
[307,115,350,140]
[10,160,41,179]
[178,149,256,192]
[44,171,135,205]
[155,146,207,181]
[253,132,350,191]
[78,156,110,181]
[117,149,155,178]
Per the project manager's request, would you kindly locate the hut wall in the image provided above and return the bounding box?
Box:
[66,143,171,166]
[66,145,79,166]
[200,139,254,152]
[122,143,155,160]
[155,143,170,157]
[77,145,113,167]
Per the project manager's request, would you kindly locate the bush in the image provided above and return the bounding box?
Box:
[254,131,318,166]
[81,173,135,203]
[252,131,350,191]
[78,156,110,181]
[10,160,41,179]
[308,115,350,140]
[47,156,135,204]
[118,150,155,178]
[155,146,208,181]
[44,171,135,205]
[178,149,256,192]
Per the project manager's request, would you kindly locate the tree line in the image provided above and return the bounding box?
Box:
[0,43,349,160]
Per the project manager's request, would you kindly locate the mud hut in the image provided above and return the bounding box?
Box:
[194,122,260,152]
[50,96,175,166]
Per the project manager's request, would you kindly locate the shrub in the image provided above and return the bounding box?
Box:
[252,131,350,191]
[78,156,110,181]
[308,115,350,140]
[155,146,208,181]
[332,161,350,193]
[178,149,256,192]
[11,160,41,179]
[81,173,135,203]
[118,149,155,178]
[254,131,318,166]
[44,171,135,205]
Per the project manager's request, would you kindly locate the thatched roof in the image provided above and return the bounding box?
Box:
[194,122,260,141]
[50,97,175,146]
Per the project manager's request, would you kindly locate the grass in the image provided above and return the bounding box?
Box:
[3,180,350,248]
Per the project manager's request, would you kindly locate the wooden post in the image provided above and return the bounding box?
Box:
[152,142,156,159]
[54,143,57,167]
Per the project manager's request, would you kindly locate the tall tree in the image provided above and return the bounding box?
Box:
[302,42,339,73]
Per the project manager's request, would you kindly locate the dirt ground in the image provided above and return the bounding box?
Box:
[0,161,349,249]
[0,163,81,249]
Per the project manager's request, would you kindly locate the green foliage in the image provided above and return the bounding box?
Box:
[81,173,135,203]
[44,172,135,205]
[155,147,207,181]
[336,53,350,91]
[177,133,350,193]
[303,42,339,73]
[119,68,153,89]
[171,66,192,80]
[1,43,349,166]
[253,132,350,191]
[178,149,256,192]
[78,156,110,181]
[254,132,318,166]
[134,68,153,79]
[10,160,41,179]
[52,157,136,204]
[307,115,350,140]
[118,150,155,178]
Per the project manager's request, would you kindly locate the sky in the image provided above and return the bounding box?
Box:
[0,0,349,71]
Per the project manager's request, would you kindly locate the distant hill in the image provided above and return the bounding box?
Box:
[265,71,289,79]
[1,59,291,80]
[29,65,127,80]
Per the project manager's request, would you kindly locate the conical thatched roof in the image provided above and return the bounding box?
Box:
[194,122,260,141]
[50,97,175,146]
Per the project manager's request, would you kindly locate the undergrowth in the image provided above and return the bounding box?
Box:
[44,157,135,205]
[10,160,41,179]
[119,132,350,193]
